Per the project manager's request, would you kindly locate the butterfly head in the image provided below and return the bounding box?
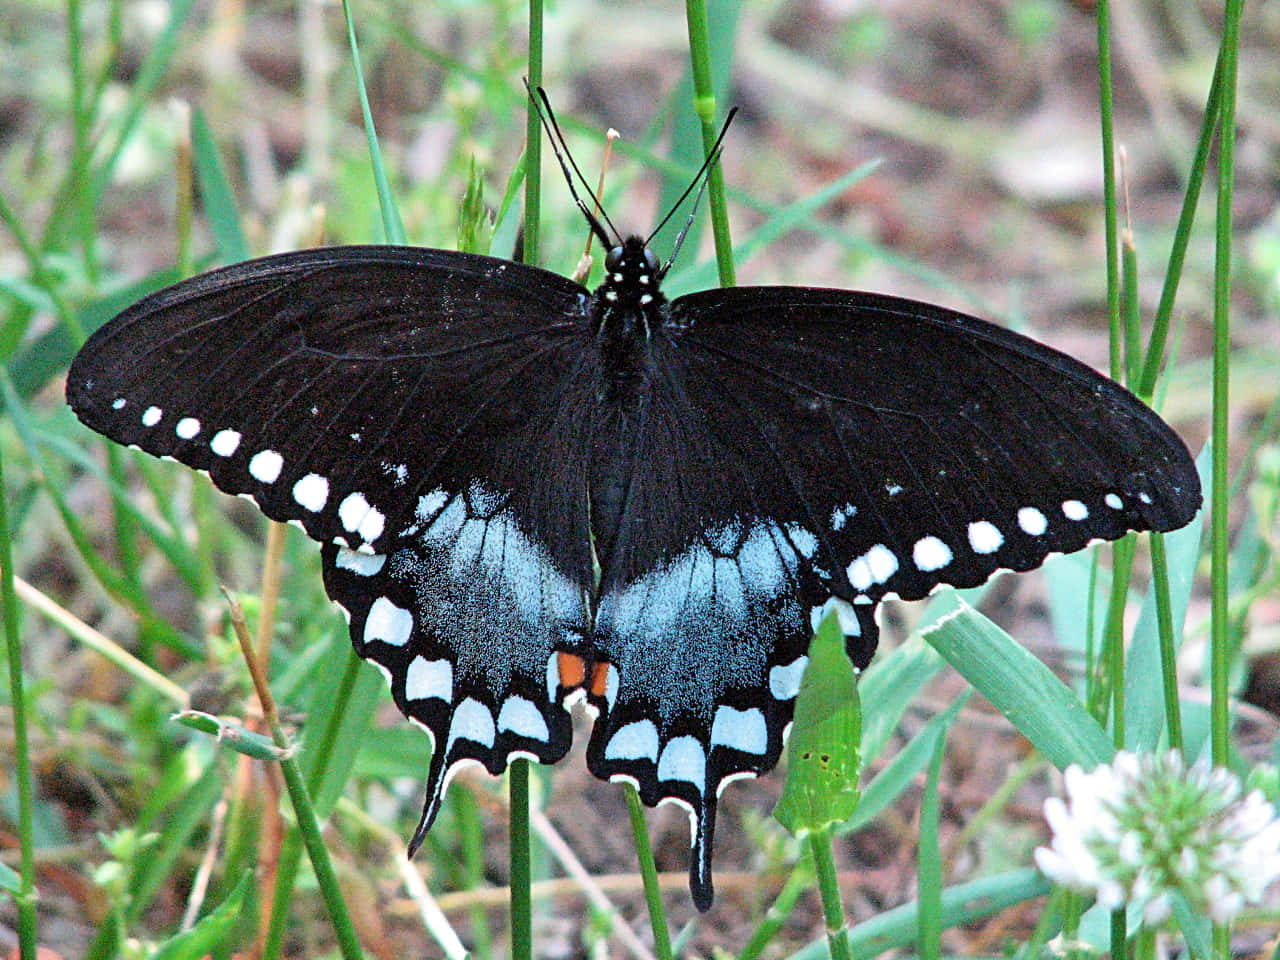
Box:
[593,236,667,335]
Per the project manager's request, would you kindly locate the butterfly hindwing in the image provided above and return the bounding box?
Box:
[321,499,582,842]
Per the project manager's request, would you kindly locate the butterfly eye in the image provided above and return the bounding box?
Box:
[605,246,624,272]
[643,247,660,273]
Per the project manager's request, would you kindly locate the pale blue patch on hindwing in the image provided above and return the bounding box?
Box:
[497,696,549,741]
[809,596,860,637]
[364,596,413,646]
[405,656,453,702]
[768,657,808,700]
[447,698,496,751]
[657,736,706,786]
[710,705,767,755]
[604,719,660,763]
[335,547,386,577]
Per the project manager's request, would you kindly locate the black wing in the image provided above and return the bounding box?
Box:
[584,285,1199,908]
[67,245,600,831]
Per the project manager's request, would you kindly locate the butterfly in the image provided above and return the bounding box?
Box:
[66,103,1201,911]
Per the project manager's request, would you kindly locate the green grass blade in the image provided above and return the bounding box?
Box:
[148,870,251,960]
[339,0,404,245]
[916,731,946,960]
[841,694,967,835]
[190,107,249,263]
[921,594,1113,771]
[0,444,38,960]
[787,869,1052,959]
[682,0,737,286]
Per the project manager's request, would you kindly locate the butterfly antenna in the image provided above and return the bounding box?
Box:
[524,81,620,249]
[646,106,738,276]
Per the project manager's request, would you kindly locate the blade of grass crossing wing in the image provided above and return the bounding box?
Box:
[1125,461,1206,750]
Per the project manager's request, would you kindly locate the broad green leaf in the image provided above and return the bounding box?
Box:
[773,612,862,834]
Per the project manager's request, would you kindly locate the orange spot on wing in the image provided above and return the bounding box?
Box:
[557,652,587,690]
[589,661,614,699]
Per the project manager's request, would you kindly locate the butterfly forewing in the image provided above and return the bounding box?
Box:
[67,246,594,567]
[666,285,1199,604]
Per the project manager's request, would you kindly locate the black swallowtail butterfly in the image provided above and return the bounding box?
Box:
[66,114,1200,911]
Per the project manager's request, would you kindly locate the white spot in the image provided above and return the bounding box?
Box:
[142,406,162,427]
[810,596,861,637]
[339,492,371,532]
[497,697,549,742]
[292,473,329,512]
[1105,493,1123,510]
[866,544,898,583]
[335,548,385,576]
[1138,491,1152,505]
[913,536,952,572]
[657,736,706,786]
[967,520,1004,554]
[364,597,413,646]
[210,429,241,457]
[175,417,201,439]
[605,291,617,302]
[769,657,808,700]
[603,664,619,709]
[639,294,653,305]
[111,397,127,410]
[405,657,452,701]
[1062,500,1089,521]
[846,556,873,591]
[710,706,767,755]
[886,483,903,496]
[248,450,283,484]
[604,720,660,763]
[611,272,623,282]
[830,502,857,530]
[1018,506,1048,536]
[846,543,897,591]
[447,698,496,750]
[357,507,385,543]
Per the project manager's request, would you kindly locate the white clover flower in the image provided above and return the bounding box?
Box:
[1035,751,1280,926]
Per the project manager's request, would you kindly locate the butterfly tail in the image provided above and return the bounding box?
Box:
[689,794,718,912]
[407,746,452,857]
